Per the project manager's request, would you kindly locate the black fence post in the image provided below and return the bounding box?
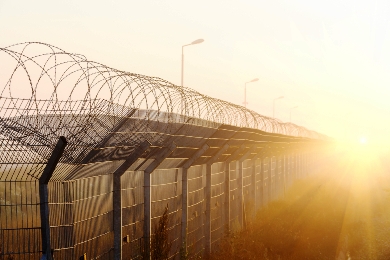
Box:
[113,140,151,260]
[39,136,67,260]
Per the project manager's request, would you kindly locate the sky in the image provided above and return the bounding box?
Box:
[1,0,390,145]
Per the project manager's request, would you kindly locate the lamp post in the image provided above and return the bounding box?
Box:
[273,96,284,118]
[181,38,204,87]
[180,38,204,114]
[290,106,298,122]
[243,78,259,108]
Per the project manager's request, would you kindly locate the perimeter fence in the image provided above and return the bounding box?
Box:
[0,42,328,259]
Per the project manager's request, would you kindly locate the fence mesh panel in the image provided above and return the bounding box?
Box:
[0,42,326,259]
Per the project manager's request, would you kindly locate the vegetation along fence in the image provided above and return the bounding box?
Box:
[0,42,328,259]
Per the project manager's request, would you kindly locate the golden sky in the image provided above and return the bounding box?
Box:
[1,0,390,145]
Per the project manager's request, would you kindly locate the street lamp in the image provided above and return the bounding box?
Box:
[181,38,204,87]
[273,96,284,118]
[290,106,298,122]
[180,38,204,115]
[243,78,259,108]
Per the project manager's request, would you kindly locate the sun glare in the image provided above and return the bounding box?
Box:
[359,137,367,144]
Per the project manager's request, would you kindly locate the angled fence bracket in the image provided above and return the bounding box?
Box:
[180,144,210,254]
[113,140,151,260]
[204,144,229,256]
[221,143,247,234]
[143,142,177,260]
[237,146,257,230]
[39,136,68,260]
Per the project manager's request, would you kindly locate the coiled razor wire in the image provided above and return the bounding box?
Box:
[0,42,326,181]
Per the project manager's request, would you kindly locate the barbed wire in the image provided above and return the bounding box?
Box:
[0,42,326,181]
[0,42,323,136]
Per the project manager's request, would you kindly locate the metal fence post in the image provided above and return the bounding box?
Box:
[268,156,273,204]
[180,144,209,255]
[180,167,188,250]
[220,144,248,235]
[237,147,256,230]
[113,141,150,260]
[224,161,230,233]
[204,144,229,256]
[39,136,67,260]
[143,143,177,260]
[261,157,266,207]
[281,151,286,197]
[251,156,258,214]
[257,156,264,209]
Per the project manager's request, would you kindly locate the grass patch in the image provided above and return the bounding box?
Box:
[210,157,390,259]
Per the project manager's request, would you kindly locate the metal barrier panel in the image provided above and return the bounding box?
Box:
[270,156,276,201]
[151,168,182,259]
[291,154,296,183]
[229,161,240,231]
[70,174,114,259]
[255,158,262,211]
[0,180,42,260]
[48,181,75,259]
[210,162,225,249]
[276,155,283,199]
[187,165,205,257]
[121,170,144,259]
[262,157,269,206]
[242,159,253,218]
[285,155,290,189]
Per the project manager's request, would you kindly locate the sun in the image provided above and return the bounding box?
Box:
[359,137,367,144]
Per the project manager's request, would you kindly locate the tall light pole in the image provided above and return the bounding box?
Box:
[181,38,204,114]
[181,38,204,87]
[290,106,298,122]
[273,96,284,118]
[243,78,259,108]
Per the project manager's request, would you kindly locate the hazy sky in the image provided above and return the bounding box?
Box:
[1,0,390,145]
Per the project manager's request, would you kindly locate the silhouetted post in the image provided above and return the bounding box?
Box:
[287,153,291,187]
[275,153,280,198]
[257,155,264,210]
[224,161,230,231]
[290,152,293,181]
[303,152,306,177]
[221,144,246,234]
[278,149,284,198]
[205,163,212,254]
[300,152,303,178]
[281,151,285,196]
[205,144,229,256]
[236,160,243,227]
[237,148,255,229]
[298,153,301,179]
[143,143,177,259]
[251,157,257,216]
[40,136,68,260]
[113,141,150,260]
[262,156,268,207]
[180,144,209,254]
[299,152,302,178]
[293,152,297,182]
[180,168,188,249]
[278,151,284,197]
[305,152,309,177]
[268,155,273,203]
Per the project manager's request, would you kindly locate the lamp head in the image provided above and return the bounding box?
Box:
[191,39,204,45]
